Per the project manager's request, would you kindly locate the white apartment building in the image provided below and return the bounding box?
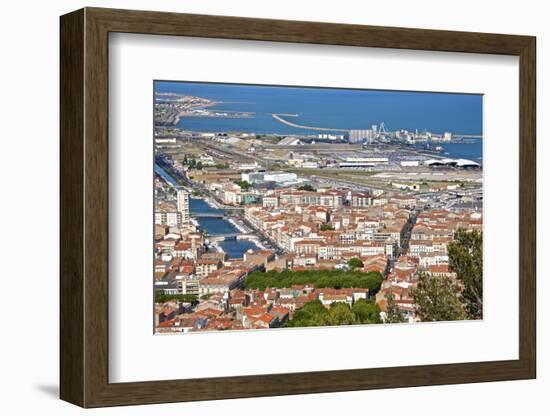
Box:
[223,188,241,205]
[155,211,182,227]
[418,253,449,267]
[262,195,279,208]
[179,278,200,296]
[177,189,190,224]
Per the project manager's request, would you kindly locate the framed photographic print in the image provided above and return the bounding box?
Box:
[60,7,536,408]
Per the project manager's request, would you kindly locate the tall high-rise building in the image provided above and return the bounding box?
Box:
[177,189,190,224]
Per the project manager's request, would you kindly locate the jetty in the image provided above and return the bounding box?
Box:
[272,114,348,132]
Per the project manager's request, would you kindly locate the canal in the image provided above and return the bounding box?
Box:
[189,198,260,260]
[154,163,180,187]
[155,162,261,259]
[189,198,238,235]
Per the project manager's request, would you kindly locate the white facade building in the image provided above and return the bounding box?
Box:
[177,189,190,224]
[155,211,182,227]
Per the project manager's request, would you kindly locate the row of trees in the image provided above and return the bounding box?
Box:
[244,269,383,292]
[410,229,483,322]
[283,299,382,328]
[154,292,198,304]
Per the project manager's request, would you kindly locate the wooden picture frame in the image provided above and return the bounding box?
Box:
[60,7,536,408]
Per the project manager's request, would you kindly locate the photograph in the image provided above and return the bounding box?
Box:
[153,81,483,333]
[0,0,542,412]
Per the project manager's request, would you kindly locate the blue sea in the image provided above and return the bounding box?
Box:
[155,81,483,160]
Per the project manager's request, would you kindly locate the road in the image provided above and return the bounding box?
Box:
[399,210,418,256]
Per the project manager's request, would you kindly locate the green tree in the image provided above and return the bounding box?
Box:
[448,229,483,319]
[320,224,334,231]
[348,257,364,269]
[384,294,406,323]
[352,299,382,324]
[297,184,316,192]
[410,272,467,322]
[234,180,252,191]
[326,303,357,325]
[284,299,384,328]
[285,300,328,327]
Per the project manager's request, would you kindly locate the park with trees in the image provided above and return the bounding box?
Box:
[154,292,197,304]
[244,269,383,293]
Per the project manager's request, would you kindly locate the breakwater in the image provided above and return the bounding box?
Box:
[272,114,348,132]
